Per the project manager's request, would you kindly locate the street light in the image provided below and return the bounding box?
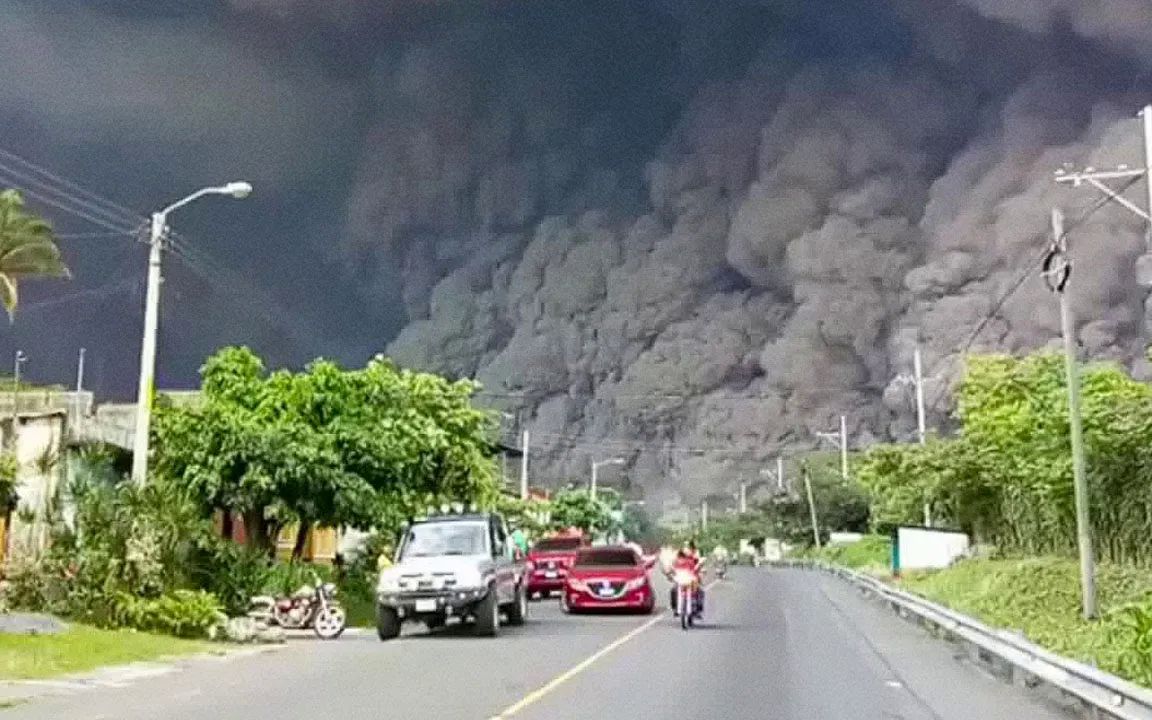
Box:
[590,457,624,500]
[130,182,253,486]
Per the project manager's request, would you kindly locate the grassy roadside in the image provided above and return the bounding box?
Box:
[899,557,1152,686]
[0,625,212,680]
[793,535,892,573]
[793,540,1152,687]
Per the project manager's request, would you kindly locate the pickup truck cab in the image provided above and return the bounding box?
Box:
[525,533,588,599]
[375,512,526,640]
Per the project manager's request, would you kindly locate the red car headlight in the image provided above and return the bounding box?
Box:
[567,578,590,593]
[623,577,646,592]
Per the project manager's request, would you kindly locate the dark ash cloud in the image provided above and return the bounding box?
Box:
[5,0,1152,505]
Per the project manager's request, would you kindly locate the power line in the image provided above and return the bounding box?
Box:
[0,159,143,231]
[14,277,144,315]
[56,231,139,240]
[0,149,309,353]
[0,172,141,237]
[0,146,146,225]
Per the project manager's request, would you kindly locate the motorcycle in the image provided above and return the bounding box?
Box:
[248,572,347,639]
[672,568,699,630]
[715,556,728,580]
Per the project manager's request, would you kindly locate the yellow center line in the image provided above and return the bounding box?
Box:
[489,579,719,720]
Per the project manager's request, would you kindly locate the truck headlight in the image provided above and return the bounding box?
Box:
[454,568,486,589]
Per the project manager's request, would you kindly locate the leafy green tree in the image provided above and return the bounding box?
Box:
[151,347,499,555]
[855,351,1152,561]
[549,488,614,535]
[0,189,68,319]
[493,493,550,538]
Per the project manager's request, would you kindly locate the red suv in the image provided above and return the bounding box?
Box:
[526,535,587,599]
[561,545,656,614]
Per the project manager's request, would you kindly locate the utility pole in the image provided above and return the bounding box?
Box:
[130,213,165,486]
[912,350,930,525]
[914,348,930,526]
[839,415,848,481]
[739,481,747,514]
[777,455,784,492]
[816,417,848,481]
[802,463,821,549]
[73,348,86,438]
[701,499,709,532]
[897,347,932,525]
[10,350,25,447]
[131,181,252,487]
[1044,207,1097,620]
[520,430,530,500]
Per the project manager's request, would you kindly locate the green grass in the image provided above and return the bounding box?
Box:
[343,591,376,628]
[0,625,211,680]
[900,557,1152,686]
[794,535,892,573]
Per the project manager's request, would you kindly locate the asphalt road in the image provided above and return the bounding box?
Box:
[2,568,1072,720]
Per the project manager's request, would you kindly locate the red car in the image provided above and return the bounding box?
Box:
[560,545,657,614]
[526,535,587,599]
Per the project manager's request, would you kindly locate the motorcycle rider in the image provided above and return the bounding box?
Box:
[667,542,705,617]
[712,543,730,576]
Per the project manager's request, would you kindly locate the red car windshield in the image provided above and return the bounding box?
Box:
[532,538,583,553]
[574,549,638,567]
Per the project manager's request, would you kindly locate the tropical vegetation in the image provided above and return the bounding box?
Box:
[0,189,69,319]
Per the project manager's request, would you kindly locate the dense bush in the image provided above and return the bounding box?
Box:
[111,590,224,638]
[193,542,275,617]
[3,456,230,636]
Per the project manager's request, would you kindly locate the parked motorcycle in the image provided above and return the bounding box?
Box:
[715,557,728,580]
[248,572,347,639]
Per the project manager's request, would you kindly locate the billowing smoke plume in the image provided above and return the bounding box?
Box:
[953,0,1152,62]
[10,0,1152,509]
[354,0,1152,508]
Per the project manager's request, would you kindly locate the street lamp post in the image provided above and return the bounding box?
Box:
[130,182,252,486]
[10,350,26,447]
[590,457,624,500]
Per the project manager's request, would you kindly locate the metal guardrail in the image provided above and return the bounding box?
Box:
[777,559,1152,720]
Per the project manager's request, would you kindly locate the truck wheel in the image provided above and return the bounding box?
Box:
[505,585,527,626]
[474,589,500,637]
[376,605,401,641]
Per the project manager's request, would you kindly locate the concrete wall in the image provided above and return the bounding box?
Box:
[2,411,65,560]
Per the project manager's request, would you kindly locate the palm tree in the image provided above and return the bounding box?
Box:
[0,189,69,320]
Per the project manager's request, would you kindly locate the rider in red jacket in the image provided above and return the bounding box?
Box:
[668,542,704,617]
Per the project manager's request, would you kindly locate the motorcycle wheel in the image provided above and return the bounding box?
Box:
[679,591,689,630]
[313,606,347,640]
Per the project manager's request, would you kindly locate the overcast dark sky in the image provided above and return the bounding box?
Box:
[0,0,389,396]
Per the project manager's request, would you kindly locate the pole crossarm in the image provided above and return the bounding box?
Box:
[1055,170,1151,221]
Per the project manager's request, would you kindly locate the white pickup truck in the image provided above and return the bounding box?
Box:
[375,512,527,640]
